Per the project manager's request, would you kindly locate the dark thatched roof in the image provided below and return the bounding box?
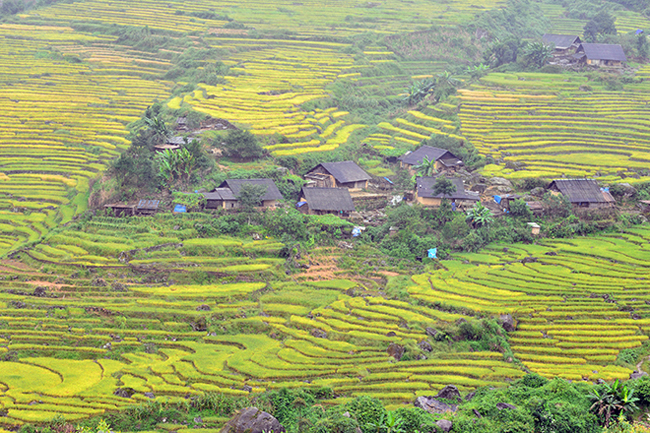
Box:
[542,34,581,49]
[416,177,480,200]
[549,179,608,203]
[577,43,627,61]
[218,179,283,201]
[315,161,372,183]
[398,145,460,166]
[301,187,355,212]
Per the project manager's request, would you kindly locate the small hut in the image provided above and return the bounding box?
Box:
[415,177,480,209]
[548,179,615,208]
[136,199,160,215]
[297,187,355,216]
[575,43,626,67]
[217,178,283,208]
[542,34,582,54]
[399,146,463,175]
[202,188,238,210]
[104,203,136,217]
[305,161,372,189]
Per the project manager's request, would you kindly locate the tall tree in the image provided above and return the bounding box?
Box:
[433,177,457,197]
[584,11,617,42]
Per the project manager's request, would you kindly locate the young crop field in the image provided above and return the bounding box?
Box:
[411,226,650,382]
[458,72,650,182]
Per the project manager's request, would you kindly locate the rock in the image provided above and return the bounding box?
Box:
[144,392,155,399]
[219,407,285,433]
[617,183,637,198]
[484,185,514,196]
[114,387,136,398]
[243,386,253,392]
[414,397,458,414]
[596,379,606,385]
[498,314,516,332]
[630,371,648,380]
[33,286,47,297]
[488,177,513,187]
[530,187,546,197]
[470,183,487,194]
[436,420,453,432]
[196,304,212,311]
[521,256,538,264]
[311,329,327,339]
[112,282,127,292]
[92,278,107,287]
[387,343,405,361]
[465,392,476,402]
[194,417,203,424]
[544,251,557,256]
[418,340,432,352]
[342,411,351,418]
[425,327,438,337]
[472,409,482,418]
[455,318,467,325]
[386,331,397,337]
[496,403,517,410]
[436,385,461,401]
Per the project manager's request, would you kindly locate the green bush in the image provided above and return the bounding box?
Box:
[346,396,386,433]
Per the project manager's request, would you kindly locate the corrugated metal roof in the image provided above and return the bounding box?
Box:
[137,199,160,210]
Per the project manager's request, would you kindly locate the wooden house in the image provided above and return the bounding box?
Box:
[202,188,238,209]
[549,179,615,208]
[104,203,136,217]
[217,178,283,208]
[305,161,372,189]
[415,177,480,209]
[398,146,463,175]
[154,136,197,153]
[575,43,626,67]
[542,34,581,54]
[297,187,355,216]
[136,199,160,215]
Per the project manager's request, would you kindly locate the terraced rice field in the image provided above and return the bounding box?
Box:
[29,0,504,36]
[0,24,172,255]
[458,72,650,181]
[411,225,650,382]
[0,214,524,426]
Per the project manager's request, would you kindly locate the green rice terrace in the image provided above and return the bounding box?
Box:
[1,215,650,427]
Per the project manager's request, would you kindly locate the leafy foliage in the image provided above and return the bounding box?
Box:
[222,130,266,161]
[584,11,617,42]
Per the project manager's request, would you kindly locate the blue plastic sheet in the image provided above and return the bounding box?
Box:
[174,205,187,213]
[494,195,502,204]
[428,248,438,259]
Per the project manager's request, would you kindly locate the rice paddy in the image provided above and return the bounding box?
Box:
[458,72,650,182]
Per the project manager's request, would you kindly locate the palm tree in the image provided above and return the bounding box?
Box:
[413,156,437,177]
[144,116,169,142]
[589,385,619,427]
[466,203,493,228]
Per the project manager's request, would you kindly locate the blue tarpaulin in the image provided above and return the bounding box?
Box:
[383,177,394,185]
[428,248,438,259]
[494,195,502,204]
[173,205,186,213]
[352,227,362,237]
[296,201,307,208]
[637,29,644,35]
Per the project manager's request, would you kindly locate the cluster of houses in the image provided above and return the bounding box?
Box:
[106,143,616,218]
[542,34,627,67]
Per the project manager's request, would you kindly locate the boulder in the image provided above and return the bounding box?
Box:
[617,183,637,198]
[425,327,438,337]
[498,314,516,332]
[33,286,47,297]
[219,407,285,433]
[418,340,433,352]
[496,403,517,411]
[112,282,128,292]
[436,385,461,401]
[472,409,482,418]
[196,304,212,311]
[484,185,514,196]
[311,329,327,339]
[114,387,135,398]
[630,371,648,380]
[530,187,546,197]
[436,420,453,432]
[414,397,457,414]
[387,343,405,361]
[488,177,513,187]
[465,392,476,402]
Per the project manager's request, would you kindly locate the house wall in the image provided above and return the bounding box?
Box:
[416,196,442,207]
[338,180,367,189]
[262,200,278,208]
